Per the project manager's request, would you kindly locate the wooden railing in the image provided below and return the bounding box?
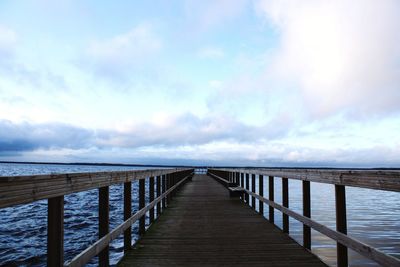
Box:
[0,168,194,266]
[208,168,400,267]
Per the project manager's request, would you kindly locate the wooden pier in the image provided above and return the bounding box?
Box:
[0,167,399,267]
[118,174,326,266]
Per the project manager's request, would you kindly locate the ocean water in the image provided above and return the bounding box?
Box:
[0,163,156,266]
[0,164,399,267]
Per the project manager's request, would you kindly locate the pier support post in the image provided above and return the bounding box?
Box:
[269,176,274,223]
[47,196,64,267]
[124,182,132,252]
[139,179,145,236]
[99,186,109,267]
[149,176,155,224]
[240,173,244,201]
[259,175,264,216]
[156,176,161,217]
[251,174,256,209]
[162,175,166,209]
[335,185,348,267]
[245,173,250,204]
[282,178,289,234]
[303,181,311,250]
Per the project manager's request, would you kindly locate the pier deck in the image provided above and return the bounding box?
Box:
[118,174,327,267]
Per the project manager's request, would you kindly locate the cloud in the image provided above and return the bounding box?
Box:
[0,25,17,59]
[198,46,225,59]
[255,0,400,117]
[86,23,162,77]
[184,0,249,31]
[0,120,94,153]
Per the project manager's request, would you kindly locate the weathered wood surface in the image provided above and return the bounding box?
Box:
[0,168,190,208]
[212,168,400,192]
[118,175,327,267]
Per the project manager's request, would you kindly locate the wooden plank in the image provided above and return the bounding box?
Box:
[139,179,145,236]
[118,175,327,267]
[303,180,311,250]
[65,173,191,267]
[245,189,400,267]
[211,168,400,192]
[269,176,274,223]
[259,174,264,216]
[156,176,161,217]
[251,174,256,209]
[149,177,155,224]
[282,178,289,234]
[123,182,132,252]
[335,185,348,267]
[0,169,193,208]
[47,196,64,267]
[99,186,109,267]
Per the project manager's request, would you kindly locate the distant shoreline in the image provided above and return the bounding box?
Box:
[0,161,398,170]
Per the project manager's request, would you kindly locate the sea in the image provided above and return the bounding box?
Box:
[0,163,399,267]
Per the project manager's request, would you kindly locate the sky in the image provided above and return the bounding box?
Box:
[0,0,399,167]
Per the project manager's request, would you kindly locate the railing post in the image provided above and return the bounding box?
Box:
[240,172,244,201]
[245,173,250,204]
[251,174,256,209]
[139,179,145,236]
[303,180,311,250]
[99,186,109,267]
[269,176,274,223]
[149,176,155,224]
[335,185,348,267]
[156,176,161,217]
[123,182,132,252]
[162,175,166,209]
[47,196,64,267]
[282,178,289,234]
[166,174,171,205]
[259,175,264,216]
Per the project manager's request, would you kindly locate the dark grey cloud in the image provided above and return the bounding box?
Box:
[0,120,94,152]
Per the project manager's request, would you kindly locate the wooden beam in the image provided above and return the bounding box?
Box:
[149,176,155,224]
[335,185,348,267]
[259,175,264,216]
[245,173,250,204]
[47,196,64,267]
[282,177,289,234]
[123,182,131,252]
[156,176,161,217]
[251,174,256,209]
[303,181,311,250]
[99,186,109,267]
[139,179,145,236]
[269,176,274,223]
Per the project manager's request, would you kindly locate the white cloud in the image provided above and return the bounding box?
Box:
[86,23,162,73]
[184,0,249,31]
[255,0,400,117]
[0,25,17,57]
[198,46,225,59]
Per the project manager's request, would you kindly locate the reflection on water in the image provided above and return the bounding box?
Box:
[251,177,400,267]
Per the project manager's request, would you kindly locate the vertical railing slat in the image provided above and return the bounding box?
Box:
[149,176,155,224]
[139,179,145,236]
[269,176,274,223]
[47,196,64,267]
[156,176,161,217]
[335,185,348,267]
[123,182,132,252]
[99,186,109,267]
[251,174,256,209]
[303,180,311,250]
[282,178,289,233]
[259,175,264,216]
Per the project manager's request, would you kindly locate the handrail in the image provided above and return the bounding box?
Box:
[0,168,190,208]
[208,168,400,267]
[214,168,400,192]
[0,168,194,267]
[65,171,193,267]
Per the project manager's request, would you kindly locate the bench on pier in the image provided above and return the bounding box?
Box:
[228,185,245,198]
